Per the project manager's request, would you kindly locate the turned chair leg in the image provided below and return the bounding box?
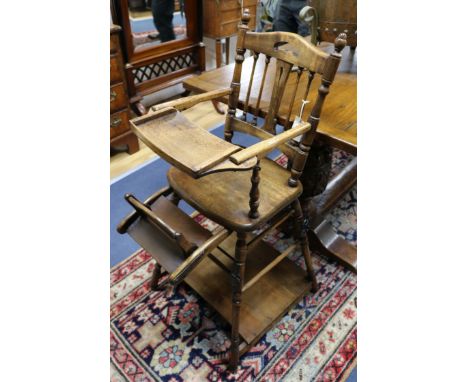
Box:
[293,200,318,292]
[248,160,261,219]
[150,263,162,291]
[229,232,248,372]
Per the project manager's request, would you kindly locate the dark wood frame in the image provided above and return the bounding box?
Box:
[111,0,206,114]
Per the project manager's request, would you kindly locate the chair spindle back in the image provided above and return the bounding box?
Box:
[224,10,346,188]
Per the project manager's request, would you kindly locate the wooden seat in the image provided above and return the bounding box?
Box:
[167,158,302,232]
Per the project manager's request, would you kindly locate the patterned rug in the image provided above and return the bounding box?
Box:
[110,150,357,382]
[132,26,187,48]
[130,15,187,48]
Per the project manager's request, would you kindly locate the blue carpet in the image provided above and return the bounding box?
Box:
[110,121,280,267]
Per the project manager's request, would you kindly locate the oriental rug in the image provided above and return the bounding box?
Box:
[130,14,187,48]
[110,151,357,382]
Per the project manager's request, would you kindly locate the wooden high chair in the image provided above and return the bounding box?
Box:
[118,11,346,372]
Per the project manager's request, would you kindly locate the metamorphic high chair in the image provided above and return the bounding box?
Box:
[118,11,346,372]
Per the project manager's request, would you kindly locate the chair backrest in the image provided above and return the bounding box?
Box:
[224,10,346,187]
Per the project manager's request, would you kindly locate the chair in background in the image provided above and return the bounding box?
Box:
[118,11,346,372]
[301,0,357,47]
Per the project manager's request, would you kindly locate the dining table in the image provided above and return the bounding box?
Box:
[182,42,357,272]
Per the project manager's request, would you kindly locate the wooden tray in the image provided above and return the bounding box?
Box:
[131,109,242,177]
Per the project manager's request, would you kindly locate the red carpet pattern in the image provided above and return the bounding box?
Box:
[110,151,357,381]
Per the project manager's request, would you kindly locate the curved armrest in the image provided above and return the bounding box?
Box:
[229,121,311,164]
[151,88,232,112]
[117,186,172,234]
[166,228,231,287]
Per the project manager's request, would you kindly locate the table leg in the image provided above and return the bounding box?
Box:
[299,143,357,272]
[225,37,230,65]
[211,100,225,114]
[215,38,222,68]
[211,38,225,114]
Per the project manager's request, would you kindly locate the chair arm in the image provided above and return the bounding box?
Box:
[122,193,197,254]
[116,186,172,234]
[151,88,232,112]
[229,121,311,164]
[167,228,231,286]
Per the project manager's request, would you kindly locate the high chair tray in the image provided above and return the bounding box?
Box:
[130,108,243,178]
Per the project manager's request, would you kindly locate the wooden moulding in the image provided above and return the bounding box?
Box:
[185,232,310,346]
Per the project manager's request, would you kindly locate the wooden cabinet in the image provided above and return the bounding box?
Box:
[110,25,139,154]
[202,0,257,67]
[111,0,205,115]
[309,0,357,47]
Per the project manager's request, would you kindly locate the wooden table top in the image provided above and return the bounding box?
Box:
[184,44,357,155]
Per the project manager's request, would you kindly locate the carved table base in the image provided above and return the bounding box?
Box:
[299,142,357,273]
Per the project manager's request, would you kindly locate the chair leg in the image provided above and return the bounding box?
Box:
[248,160,261,219]
[167,192,181,206]
[293,200,318,292]
[150,263,162,291]
[228,232,248,372]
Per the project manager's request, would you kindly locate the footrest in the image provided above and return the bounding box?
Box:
[122,195,230,287]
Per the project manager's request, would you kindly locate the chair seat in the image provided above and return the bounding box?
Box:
[167,158,302,232]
